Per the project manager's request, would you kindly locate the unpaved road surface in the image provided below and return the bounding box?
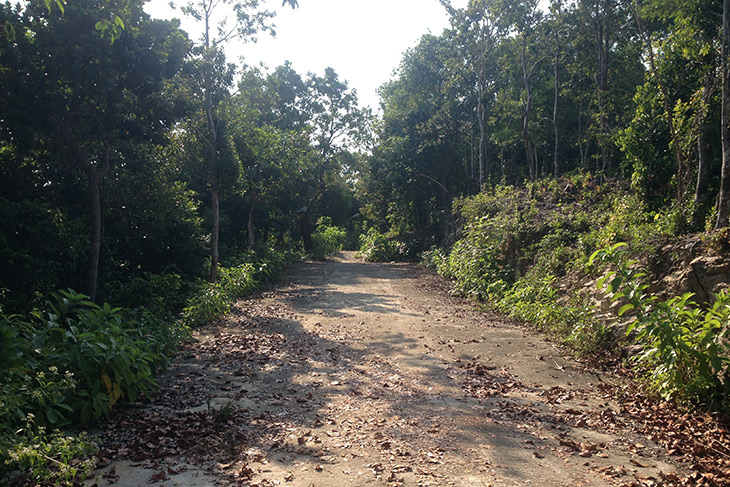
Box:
[91,253,685,487]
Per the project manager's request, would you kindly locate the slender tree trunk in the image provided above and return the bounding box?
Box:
[477,76,487,189]
[578,101,585,168]
[470,104,477,193]
[500,146,506,182]
[693,72,714,229]
[716,0,730,228]
[86,167,102,301]
[553,30,560,178]
[204,51,220,282]
[300,209,314,251]
[61,120,109,301]
[594,6,611,173]
[247,192,257,251]
[209,188,220,281]
[520,37,536,180]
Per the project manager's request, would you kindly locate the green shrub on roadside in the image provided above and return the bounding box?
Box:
[0,290,185,484]
[590,243,730,407]
[183,249,288,328]
[1,290,172,427]
[311,217,347,260]
[356,228,406,262]
[182,264,257,327]
[3,416,97,486]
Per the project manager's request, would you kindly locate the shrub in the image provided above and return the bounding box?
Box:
[311,217,347,260]
[182,249,288,328]
[356,228,404,262]
[590,243,730,407]
[0,290,186,484]
[182,264,257,328]
[3,416,97,486]
[5,290,171,425]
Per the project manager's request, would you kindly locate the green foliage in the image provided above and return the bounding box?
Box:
[182,265,257,327]
[424,179,655,357]
[310,217,347,260]
[496,276,611,356]
[590,243,730,407]
[183,249,287,328]
[0,287,195,484]
[577,193,662,258]
[1,290,173,426]
[3,416,97,486]
[356,228,407,263]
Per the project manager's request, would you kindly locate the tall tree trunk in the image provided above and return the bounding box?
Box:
[469,101,477,193]
[594,3,611,173]
[61,120,110,301]
[209,188,220,281]
[552,29,560,178]
[500,146,506,182]
[299,209,314,251]
[204,49,220,282]
[693,72,714,229]
[477,76,487,189]
[520,37,536,180]
[247,192,257,251]
[716,0,730,228]
[86,166,102,301]
[578,98,589,168]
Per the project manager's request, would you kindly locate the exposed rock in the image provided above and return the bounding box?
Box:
[657,243,730,305]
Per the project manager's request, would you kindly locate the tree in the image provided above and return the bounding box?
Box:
[718,0,730,228]
[443,0,501,189]
[298,68,372,249]
[575,0,637,173]
[0,0,189,300]
[179,0,296,281]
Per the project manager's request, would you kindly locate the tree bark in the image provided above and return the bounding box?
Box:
[716,0,730,228]
[693,72,714,229]
[86,166,102,301]
[299,209,314,251]
[204,47,221,282]
[552,27,560,178]
[247,191,257,251]
[520,37,536,180]
[61,120,109,301]
[478,77,488,189]
[208,188,220,282]
[593,1,611,173]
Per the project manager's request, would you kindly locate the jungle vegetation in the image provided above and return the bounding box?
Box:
[2,0,730,483]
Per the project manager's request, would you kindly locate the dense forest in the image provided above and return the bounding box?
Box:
[2,0,730,484]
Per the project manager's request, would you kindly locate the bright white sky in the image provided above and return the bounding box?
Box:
[145,0,469,111]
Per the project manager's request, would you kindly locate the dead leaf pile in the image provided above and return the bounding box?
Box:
[457,360,525,397]
[99,404,256,465]
[612,389,730,487]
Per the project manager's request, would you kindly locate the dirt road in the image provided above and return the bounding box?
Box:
[93,253,683,487]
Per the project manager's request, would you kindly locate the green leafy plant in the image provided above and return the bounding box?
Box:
[590,243,730,406]
[311,217,347,260]
[356,227,403,262]
[4,415,97,487]
[183,249,288,328]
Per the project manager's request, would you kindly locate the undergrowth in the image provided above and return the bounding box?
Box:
[423,173,730,410]
[0,249,289,485]
[590,243,730,409]
[421,173,672,356]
